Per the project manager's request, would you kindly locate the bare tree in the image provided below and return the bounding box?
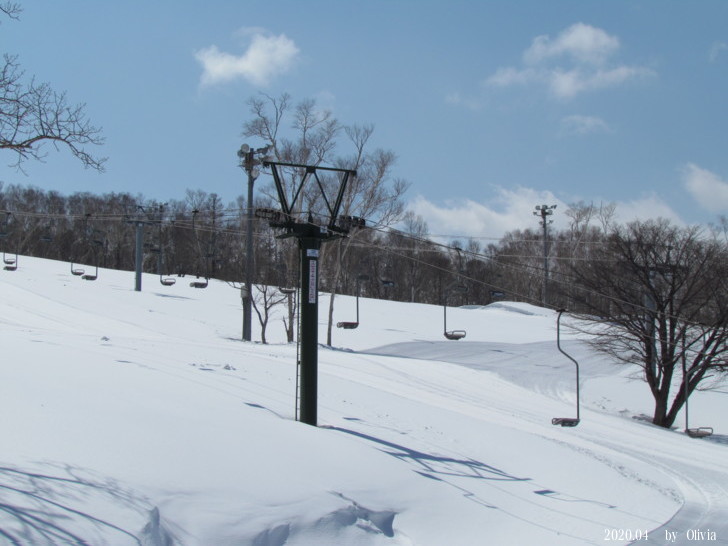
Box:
[597,201,617,234]
[569,219,728,428]
[0,2,20,20]
[1,5,105,171]
[323,124,409,344]
[251,284,288,344]
[241,93,408,346]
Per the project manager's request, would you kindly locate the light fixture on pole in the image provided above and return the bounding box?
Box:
[237,143,272,342]
[533,204,556,307]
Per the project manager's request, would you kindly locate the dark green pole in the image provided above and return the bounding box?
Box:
[135,222,144,292]
[298,235,322,426]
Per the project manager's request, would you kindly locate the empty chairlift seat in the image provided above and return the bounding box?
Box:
[337,321,359,329]
[552,310,581,428]
[81,263,99,281]
[337,274,369,330]
[551,417,580,427]
[190,277,208,289]
[443,284,467,341]
[686,427,713,438]
[3,252,17,271]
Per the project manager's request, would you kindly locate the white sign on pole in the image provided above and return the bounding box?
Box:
[308,260,317,303]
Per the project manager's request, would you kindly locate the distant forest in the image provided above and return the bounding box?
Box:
[1,182,725,317]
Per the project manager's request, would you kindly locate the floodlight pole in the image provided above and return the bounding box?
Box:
[534,204,556,306]
[238,143,272,342]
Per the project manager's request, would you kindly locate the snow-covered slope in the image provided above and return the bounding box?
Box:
[1,256,727,545]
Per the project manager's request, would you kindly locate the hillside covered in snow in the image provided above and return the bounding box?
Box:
[2,256,727,545]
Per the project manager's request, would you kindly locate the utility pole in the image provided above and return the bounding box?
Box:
[237,143,272,342]
[534,204,556,307]
[125,206,160,292]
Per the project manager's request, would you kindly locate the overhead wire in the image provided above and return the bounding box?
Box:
[3,205,728,342]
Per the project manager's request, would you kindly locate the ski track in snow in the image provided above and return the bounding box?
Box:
[364,340,728,545]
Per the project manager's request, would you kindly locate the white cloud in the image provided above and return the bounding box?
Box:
[445,92,482,111]
[485,23,653,99]
[683,163,728,213]
[559,114,611,136]
[524,23,619,66]
[613,193,684,226]
[407,187,683,242]
[195,30,300,87]
[485,67,537,88]
[408,188,566,241]
[710,41,728,62]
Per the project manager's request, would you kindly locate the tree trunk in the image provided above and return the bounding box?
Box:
[651,388,671,427]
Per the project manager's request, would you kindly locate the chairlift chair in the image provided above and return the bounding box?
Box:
[188,210,213,289]
[157,245,176,286]
[337,321,359,329]
[381,278,394,300]
[70,263,85,276]
[443,283,467,340]
[81,233,105,281]
[190,276,208,289]
[39,221,54,243]
[1,214,16,270]
[82,263,98,281]
[552,310,580,427]
[3,251,17,271]
[686,427,713,438]
[337,274,370,330]
[681,339,712,438]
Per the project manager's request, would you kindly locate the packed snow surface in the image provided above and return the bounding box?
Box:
[2,256,727,545]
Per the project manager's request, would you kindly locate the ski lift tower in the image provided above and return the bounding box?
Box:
[258,160,360,426]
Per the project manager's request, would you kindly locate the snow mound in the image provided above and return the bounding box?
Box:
[249,494,403,546]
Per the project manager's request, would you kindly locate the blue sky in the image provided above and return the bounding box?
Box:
[3,0,728,239]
